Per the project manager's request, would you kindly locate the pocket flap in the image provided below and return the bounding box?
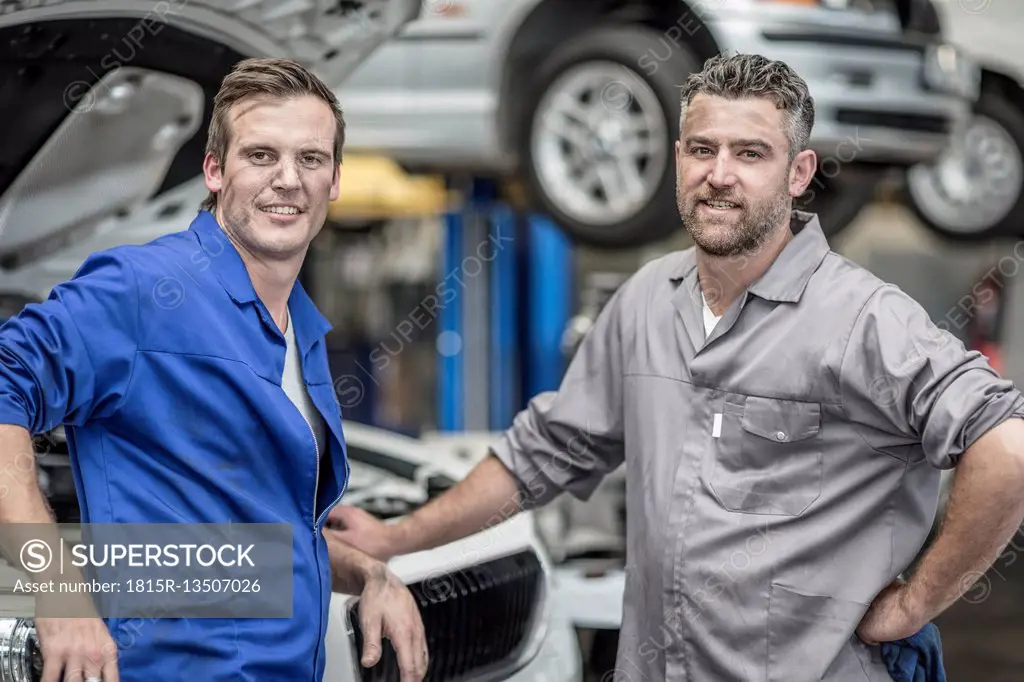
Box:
[741,397,821,443]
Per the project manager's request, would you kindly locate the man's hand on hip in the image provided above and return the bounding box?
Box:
[357,566,429,682]
[36,616,119,682]
[855,579,926,646]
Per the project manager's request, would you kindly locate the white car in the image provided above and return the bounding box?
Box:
[0,423,583,682]
[323,423,582,682]
[422,431,628,674]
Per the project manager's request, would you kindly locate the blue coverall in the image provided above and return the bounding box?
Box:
[0,210,351,680]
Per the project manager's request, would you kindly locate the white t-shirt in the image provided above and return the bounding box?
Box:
[282,309,325,455]
[701,290,722,338]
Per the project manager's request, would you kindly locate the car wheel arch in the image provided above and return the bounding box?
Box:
[497,0,722,159]
[903,63,1024,242]
[979,66,1024,114]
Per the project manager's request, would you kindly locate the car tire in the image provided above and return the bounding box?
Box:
[517,24,700,250]
[796,163,886,241]
[904,88,1024,242]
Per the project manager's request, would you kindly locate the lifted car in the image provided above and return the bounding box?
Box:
[338,0,978,248]
[904,0,1024,242]
[0,0,420,272]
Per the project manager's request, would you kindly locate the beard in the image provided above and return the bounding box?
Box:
[678,179,792,258]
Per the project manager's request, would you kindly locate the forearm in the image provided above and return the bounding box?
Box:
[0,425,98,616]
[326,534,388,594]
[907,418,1024,620]
[0,425,55,524]
[391,454,524,556]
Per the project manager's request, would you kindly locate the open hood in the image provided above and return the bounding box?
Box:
[0,0,420,270]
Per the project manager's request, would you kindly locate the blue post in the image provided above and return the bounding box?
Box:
[489,204,518,430]
[437,177,572,430]
[525,212,573,399]
[437,205,464,432]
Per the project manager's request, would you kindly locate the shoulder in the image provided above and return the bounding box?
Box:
[814,257,955,382]
[802,250,908,328]
[812,251,887,299]
[812,252,934,327]
[56,223,216,321]
[614,247,694,301]
[71,224,200,280]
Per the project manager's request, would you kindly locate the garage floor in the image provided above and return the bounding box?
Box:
[576,199,1024,679]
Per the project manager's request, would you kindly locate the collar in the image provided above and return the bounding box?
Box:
[287,275,334,356]
[669,210,831,303]
[190,210,258,305]
[188,210,332,353]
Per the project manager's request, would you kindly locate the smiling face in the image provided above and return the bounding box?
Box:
[675,93,815,257]
[202,94,340,264]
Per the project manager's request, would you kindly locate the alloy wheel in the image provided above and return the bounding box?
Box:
[906,114,1023,237]
[530,61,669,228]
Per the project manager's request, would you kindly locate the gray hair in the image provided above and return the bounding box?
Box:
[679,53,815,160]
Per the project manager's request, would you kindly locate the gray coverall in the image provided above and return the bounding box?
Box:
[491,211,1024,681]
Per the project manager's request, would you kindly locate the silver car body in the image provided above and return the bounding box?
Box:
[0,0,423,277]
[904,1,1024,239]
[340,0,977,171]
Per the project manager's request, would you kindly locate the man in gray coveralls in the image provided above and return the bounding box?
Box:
[327,53,1024,681]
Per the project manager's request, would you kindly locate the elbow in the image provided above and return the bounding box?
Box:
[0,357,40,434]
[1007,420,1024,483]
[966,417,1024,485]
[0,397,33,435]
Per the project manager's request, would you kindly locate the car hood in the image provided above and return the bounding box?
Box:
[0,1,421,81]
[0,0,420,275]
[334,451,549,597]
[337,423,550,583]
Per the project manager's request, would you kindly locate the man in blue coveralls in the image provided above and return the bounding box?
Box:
[0,58,428,682]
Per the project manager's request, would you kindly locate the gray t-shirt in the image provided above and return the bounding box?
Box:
[283,309,325,455]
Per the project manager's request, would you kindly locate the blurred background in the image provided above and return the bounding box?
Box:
[3,0,1024,679]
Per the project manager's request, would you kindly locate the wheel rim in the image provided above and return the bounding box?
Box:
[530,61,669,227]
[906,114,1023,235]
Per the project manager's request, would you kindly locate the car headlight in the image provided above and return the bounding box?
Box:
[923,42,981,100]
[0,619,43,682]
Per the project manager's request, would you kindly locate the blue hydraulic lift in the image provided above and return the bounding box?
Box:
[437,178,574,432]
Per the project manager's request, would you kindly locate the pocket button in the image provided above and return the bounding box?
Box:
[774,431,786,441]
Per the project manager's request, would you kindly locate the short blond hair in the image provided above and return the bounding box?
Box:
[201,57,346,212]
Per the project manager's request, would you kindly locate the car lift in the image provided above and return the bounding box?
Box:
[436,177,574,432]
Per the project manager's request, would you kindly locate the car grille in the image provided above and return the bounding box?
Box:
[349,550,544,681]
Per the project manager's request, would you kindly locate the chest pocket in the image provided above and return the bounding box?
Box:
[708,396,823,516]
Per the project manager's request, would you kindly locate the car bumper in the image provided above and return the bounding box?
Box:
[504,605,584,682]
[551,565,626,631]
[707,19,979,165]
[324,584,583,682]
